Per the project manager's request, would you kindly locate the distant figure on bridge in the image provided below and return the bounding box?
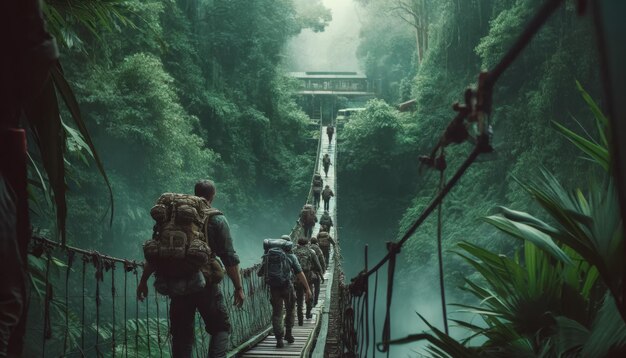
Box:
[138,180,244,358]
[319,210,333,232]
[322,154,332,177]
[293,238,323,325]
[309,237,326,306]
[316,231,336,264]
[321,185,334,211]
[259,238,311,348]
[299,204,317,239]
[327,125,334,143]
[312,173,323,209]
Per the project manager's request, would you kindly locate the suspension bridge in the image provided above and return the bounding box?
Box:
[27,125,343,358]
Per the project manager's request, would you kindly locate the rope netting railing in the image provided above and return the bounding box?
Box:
[27,235,271,357]
[338,0,577,355]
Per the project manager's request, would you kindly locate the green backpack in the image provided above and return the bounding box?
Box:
[143,193,220,278]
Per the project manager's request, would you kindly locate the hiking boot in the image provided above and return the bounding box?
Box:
[306,312,312,319]
[285,330,295,343]
[276,338,284,348]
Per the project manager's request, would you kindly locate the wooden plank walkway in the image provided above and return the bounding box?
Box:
[232,126,338,358]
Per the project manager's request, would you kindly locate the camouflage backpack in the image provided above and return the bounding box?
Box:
[293,245,312,273]
[143,193,220,279]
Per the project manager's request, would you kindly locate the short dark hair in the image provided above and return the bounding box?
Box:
[297,237,308,245]
[194,180,216,199]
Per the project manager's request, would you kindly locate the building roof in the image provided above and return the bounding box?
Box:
[288,71,368,79]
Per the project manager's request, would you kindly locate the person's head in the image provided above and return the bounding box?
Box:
[297,237,308,245]
[324,153,328,157]
[310,237,318,245]
[325,185,330,189]
[194,180,216,202]
[281,234,292,242]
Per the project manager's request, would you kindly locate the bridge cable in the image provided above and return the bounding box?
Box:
[436,151,449,335]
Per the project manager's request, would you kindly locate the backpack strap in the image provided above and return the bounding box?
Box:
[202,207,223,247]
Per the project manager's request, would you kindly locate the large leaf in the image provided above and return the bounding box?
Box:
[52,63,114,225]
[483,215,573,265]
[25,74,67,243]
[581,294,626,357]
[552,120,609,172]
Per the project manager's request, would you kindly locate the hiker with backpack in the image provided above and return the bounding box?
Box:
[293,237,323,325]
[322,154,331,177]
[312,174,323,209]
[137,180,244,358]
[321,185,334,211]
[316,230,336,265]
[308,237,326,306]
[327,125,334,143]
[319,210,333,233]
[299,204,317,239]
[259,238,312,348]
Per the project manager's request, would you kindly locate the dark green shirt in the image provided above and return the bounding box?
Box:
[206,214,240,267]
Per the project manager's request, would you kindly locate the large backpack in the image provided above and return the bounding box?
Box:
[300,205,316,226]
[317,231,331,247]
[143,193,218,278]
[323,156,331,166]
[293,245,312,273]
[312,176,323,194]
[322,188,333,200]
[262,239,293,288]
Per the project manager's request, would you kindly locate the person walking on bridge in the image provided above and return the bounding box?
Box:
[321,185,334,211]
[137,180,244,358]
[319,210,333,233]
[316,230,336,265]
[299,204,317,239]
[322,154,332,177]
[309,237,326,306]
[312,173,323,209]
[259,238,311,348]
[293,237,323,325]
[327,125,334,143]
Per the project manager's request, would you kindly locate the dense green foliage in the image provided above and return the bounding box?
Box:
[33,0,333,262]
[340,0,602,277]
[337,0,610,355]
